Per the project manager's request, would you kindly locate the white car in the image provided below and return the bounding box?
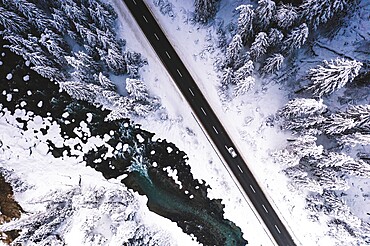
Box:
[225,146,237,158]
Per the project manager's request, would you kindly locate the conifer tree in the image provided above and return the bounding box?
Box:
[339,133,370,147]
[254,0,276,31]
[221,67,235,86]
[261,53,284,74]
[236,4,254,43]
[278,98,327,133]
[282,23,309,54]
[300,0,355,30]
[233,76,255,96]
[226,34,243,65]
[194,0,220,23]
[126,78,149,101]
[322,105,370,135]
[275,4,298,29]
[307,58,363,97]
[235,60,254,81]
[249,32,269,61]
[0,6,29,33]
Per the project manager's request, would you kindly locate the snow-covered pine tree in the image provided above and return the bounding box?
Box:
[194,0,220,23]
[275,4,298,30]
[126,78,149,101]
[300,0,355,30]
[278,98,327,133]
[322,104,369,135]
[233,76,255,96]
[97,72,116,91]
[99,48,126,75]
[254,0,276,31]
[313,168,349,191]
[284,165,323,193]
[236,4,254,43]
[339,133,370,147]
[272,135,324,168]
[59,81,99,102]
[316,152,370,178]
[74,22,98,47]
[279,98,327,119]
[39,29,67,62]
[235,60,254,81]
[125,50,147,78]
[306,58,363,97]
[51,8,69,33]
[226,34,243,66]
[88,1,115,31]
[31,65,65,82]
[60,0,88,25]
[261,53,284,74]
[282,23,309,54]
[6,0,50,31]
[268,28,284,48]
[221,67,235,86]
[0,6,29,33]
[249,32,269,61]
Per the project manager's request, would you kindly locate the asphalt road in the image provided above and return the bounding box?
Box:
[122,0,297,245]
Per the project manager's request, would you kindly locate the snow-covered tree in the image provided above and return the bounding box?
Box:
[59,81,99,102]
[221,67,235,86]
[339,133,370,147]
[261,53,284,74]
[322,104,369,135]
[235,60,254,81]
[7,0,50,31]
[236,4,254,42]
[39,29,67,61]
[226,34,243,65]
[316,152,370,178]
[300,0,355,30]
[97,72,116,91]
[194,0,220,23]
[268,28,284,47]
[126,78,149,101]
[31,65,65,82]
[284,166,323,193]
[307,58,363,97]
[272,135,323,168]
[125,51,147,78]
[282,23,309,54]
[279,98,327,119]
[51,8,69,33]
[314,168,349,191]
[249,32,269,61]
[254,0,276,31]
[99,48,126,74]
[275,4,298,29]
[88,1,115,31]
[233,76,255,96]
[0,6,29,33]
[74,23,98,47]
[278,98,327,133]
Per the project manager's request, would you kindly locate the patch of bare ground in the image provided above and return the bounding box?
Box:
[0,174,23,244]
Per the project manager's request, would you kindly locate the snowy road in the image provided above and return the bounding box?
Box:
[122,0,296,245]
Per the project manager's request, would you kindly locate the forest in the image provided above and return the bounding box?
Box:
[0,0,369,245]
